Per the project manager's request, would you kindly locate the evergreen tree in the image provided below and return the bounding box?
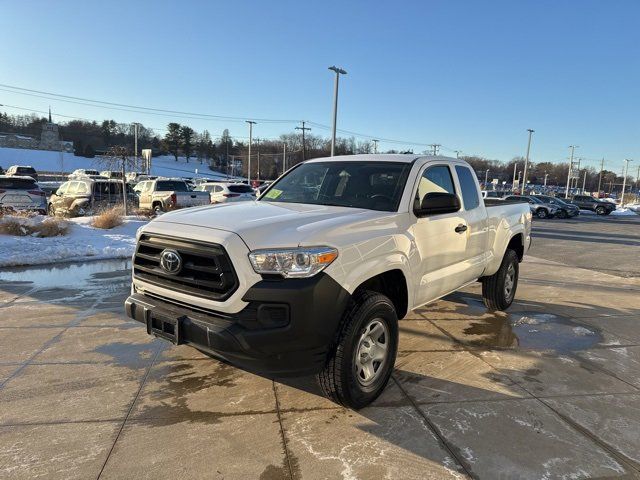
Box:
[164,123,182,161]
[181,126,195,163]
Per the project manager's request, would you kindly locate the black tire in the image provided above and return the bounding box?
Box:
[557,209,568,219]
[595,206,606,215]
[153,202,164,215]
[481,249,519,311]
[536,208,548,219]
[317,290,398,410]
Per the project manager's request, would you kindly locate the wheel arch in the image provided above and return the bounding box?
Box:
[352,269,409,320]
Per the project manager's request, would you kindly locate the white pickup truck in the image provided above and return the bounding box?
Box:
[126,155,531,408]
[135,178,210,214]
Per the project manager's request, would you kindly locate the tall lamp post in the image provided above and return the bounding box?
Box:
[328,66,347,156]
[565,145,578,198]
[484,169,490,186]
[621,159,633,207]
[521,129,534,194]
[246,121,256,185]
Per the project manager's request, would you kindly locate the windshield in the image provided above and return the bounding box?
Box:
[528,196,544,204]
[156,180,189,192]
[259,161,412,212]
[0,178,37,190]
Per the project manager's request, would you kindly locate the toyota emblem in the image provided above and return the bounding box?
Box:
[160,249,182,274]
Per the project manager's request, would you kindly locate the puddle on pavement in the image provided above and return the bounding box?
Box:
[463,312,602,353]
[0,258,131,290]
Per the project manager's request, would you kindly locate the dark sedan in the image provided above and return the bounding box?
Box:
[534,195,580,218]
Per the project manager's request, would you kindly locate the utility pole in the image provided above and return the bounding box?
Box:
[328,66,347,156]
[245,121,256,184]
[295,121,311,161]
[256,138,261,181]
[521,129,534,195]
[582,170,587,194]
[621,159,633,207]
[573,158,581,191]
[282,142,287,174]
[133,123,139,171]
[372,139,379,154]
[597,158,604,195]
[454,150,461,159]
[428,144,441,156]
[512,162,518,192]
[565,145,578,198]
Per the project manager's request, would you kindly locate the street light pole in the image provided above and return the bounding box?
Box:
[544,172,549,188]
[245,121,256,185]
[283,142,287,174]
[484,169,490,186]
[521,129,534,195]
[328,66,347,157]
[372,139,379,154]
[621,159,633,207]
[565,145,578,198]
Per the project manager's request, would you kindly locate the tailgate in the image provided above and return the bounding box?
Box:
[177,192,209,206]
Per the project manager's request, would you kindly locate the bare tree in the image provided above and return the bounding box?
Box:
[101,146,137,215]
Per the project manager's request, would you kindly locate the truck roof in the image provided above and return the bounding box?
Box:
[305,154,456,164]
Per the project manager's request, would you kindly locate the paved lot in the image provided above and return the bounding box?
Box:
[530,212,640,277]
[1,220,640,479]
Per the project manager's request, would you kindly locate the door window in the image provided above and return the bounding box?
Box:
[415,165,456,210]
[67,182,81,194]
[455,166,480,210]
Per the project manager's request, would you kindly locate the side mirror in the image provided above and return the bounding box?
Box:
[414,192,460,217]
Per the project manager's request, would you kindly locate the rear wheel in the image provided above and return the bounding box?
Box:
[317,290,398,410]
[153,203,164,215]
[557,209,568,219]
[596,206,606,215]
[482,249,519,311]
[536,208,548,219]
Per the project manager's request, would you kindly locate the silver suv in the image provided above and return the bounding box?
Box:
[0,175,47,214]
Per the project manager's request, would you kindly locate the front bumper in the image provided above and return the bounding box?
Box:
[125,272,351,376]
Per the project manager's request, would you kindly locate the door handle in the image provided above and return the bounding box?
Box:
[455,224,468,233]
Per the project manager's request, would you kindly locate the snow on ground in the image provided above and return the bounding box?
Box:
[0,146,241,180]
[580,207,638,216]
[0,215,148,267]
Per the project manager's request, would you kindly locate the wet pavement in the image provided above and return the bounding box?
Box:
[1,256,640,479]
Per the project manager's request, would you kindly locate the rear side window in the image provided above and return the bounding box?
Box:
[415,165,456,209]
[228,184,253,193]
[0,178,37,190]
[17,167,36,174]
[455,166,480,210]
[156,180,189,192]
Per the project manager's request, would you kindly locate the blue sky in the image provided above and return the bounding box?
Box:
[1,0,638,171]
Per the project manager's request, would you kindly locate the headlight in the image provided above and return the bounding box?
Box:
[249,247,338,278]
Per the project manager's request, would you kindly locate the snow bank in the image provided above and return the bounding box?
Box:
[0,146,239,180]
[610,207,638,216]
[0,214,147,267]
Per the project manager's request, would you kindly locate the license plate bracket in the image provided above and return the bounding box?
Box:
[147,312,181,344]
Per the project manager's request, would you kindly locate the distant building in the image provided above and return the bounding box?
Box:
[0,108,73,152]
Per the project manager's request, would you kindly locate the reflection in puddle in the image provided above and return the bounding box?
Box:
[0,258,131,289]
[463,312,602,353]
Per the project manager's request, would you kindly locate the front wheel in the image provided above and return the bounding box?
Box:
[317,291,398,409]
[481,249,519,311]
[536,208,548,219]
[557,209,568,219]
[595,206,606,215]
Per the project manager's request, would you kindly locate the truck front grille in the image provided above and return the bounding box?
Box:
[133,234,239,301]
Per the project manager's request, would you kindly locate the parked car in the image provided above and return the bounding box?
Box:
[125,172,149,183]
[503,195,558,219]
[481,190,501,199]
[48,178,137,217]
[100,170,124,180]
[0,175,47,214]
[533,195,580,218]
[6,165,38,181]
[135,178,210,214]
[69,169,101,179]
[568,194,615,215]
[194,182,256,203]
[125,154,531,409]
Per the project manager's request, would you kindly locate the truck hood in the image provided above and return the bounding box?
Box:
[150,201,390,249]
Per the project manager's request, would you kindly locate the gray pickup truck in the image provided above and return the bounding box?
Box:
[135,178,210,214]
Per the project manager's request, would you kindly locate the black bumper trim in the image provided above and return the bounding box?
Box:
[126,272,351,376]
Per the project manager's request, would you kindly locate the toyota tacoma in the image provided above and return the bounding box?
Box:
[125,155,531,408]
